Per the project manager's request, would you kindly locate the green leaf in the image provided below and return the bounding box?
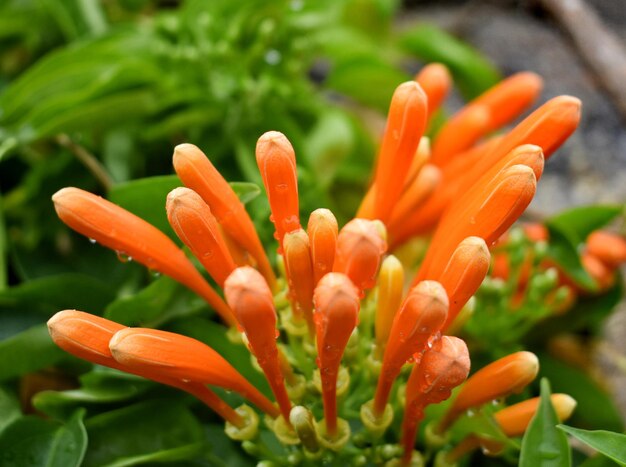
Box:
[108,175,181,242]
[0,193,6,291]
[400,23,501,99]
[83,400,204,467]
[0,324,66,381]
[102,443,205,467]
[545,225,597,291]
[520,378,571,467]
[0,409,87,467]
[558,426,626,466]
[539,355,623,432]
[0,385,21,434]
[547,205,623,245]
[229,182,261,205]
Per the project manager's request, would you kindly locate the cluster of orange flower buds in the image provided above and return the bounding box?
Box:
[49,62,584,463]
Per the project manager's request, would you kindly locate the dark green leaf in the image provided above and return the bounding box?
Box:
[546,225,597,291]
[558,426,626,466]
[0,385,21,434]
[0,409,87,467]
[0,324,66,381]
[83,400,204,467]
[103,443,205,467]
[547,205,623,245]
[0,194,6,291]
[108,175,181,242]
[520,378,571,467]
[229,182,261,205]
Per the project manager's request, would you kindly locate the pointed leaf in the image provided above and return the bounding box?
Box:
[558,426,626,466]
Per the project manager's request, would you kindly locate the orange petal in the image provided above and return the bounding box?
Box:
[255,131,301,249]
[401,336,470,462]
[374,281,448,415]
[109,327,279,417]
[369,81,428,223]
[224,267,291,420]
[586,230,626,269]
[307,208,338,285]
[416,63,452,121]
[166,187,237,287]
[387,164,441,234]
[494,394,576,437]
[52,187,235,326]
[47,310,243,426]
[333,219,387,296]
[173,144,276,290]
[374,255,405,356]
[427,237,490,331]
[313,273,360,435]
[439,351,539,431]
[283,229,315,331]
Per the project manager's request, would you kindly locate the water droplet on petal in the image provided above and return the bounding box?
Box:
[116,251,132,263]
[88,238,97,244]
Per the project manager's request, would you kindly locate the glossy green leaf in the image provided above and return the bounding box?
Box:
[400,23,501,99]
[0,409,87,467]
[229,182,261,205]
[539,355,623,432]
[547,205,623,245]
[558,426,626,466]
[520,378,571,467]
[0,385,21,434]
[546,225,597,291]
[83,400,204,467]
[0,324,66,381]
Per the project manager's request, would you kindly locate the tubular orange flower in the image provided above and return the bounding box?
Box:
[307,209,338,285]
[173,144,276,289]
[109,327,279,417]
[438,351,539,432]
[586,230,626,268]
[374,281,448,416]
[494,393,576,437]
[313,273,360,436]
[401,336,470,464]
[333,219,387,296]
[52,187,235,326]
[256,131,301,248]
[166,187,237,287]
[223,266,292,421]
[283,229,315,330]
[364,81,428,223]
[47,310,244,427]
[581,251,616,291]
[415,63,452,120]
[429,236,491,331]
[374,255,404,356]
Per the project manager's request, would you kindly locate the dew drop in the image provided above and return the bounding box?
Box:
[116,251,132,263]
[88,238,97,244]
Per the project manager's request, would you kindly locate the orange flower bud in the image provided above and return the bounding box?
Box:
[224,267,291,421]
[52,187,235,326]
[313,273,360,435]
[374,281,448,415]
[432,237,491,331]
[109,327,279,417]
[283,229,315,330]
[523,222,549,242]
[401,336,470,463]
[48,310,244,426]
[369,81,428,223]
[581,251,616,291]
[439,351,539,432]
[415,63,452,120]
[375,255,405,355]
[166,187,237,287]
[587,230,626,269]
[173,144,276,290]
[333,219,387,296]
[255,131,301,248]
[494,393,576,437]
[308,209,338,285]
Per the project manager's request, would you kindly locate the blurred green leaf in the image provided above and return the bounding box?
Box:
[546,225,597,291]
[83,400,204,467]
[229,181,261,205]
[520,378,571,467]
[0,385,21,434]
[558,426,626,466]
[108,175,181,242]
[0,193,6,290]
[546,205,623,246]
[539,355,623,432]
[103,443,205,467]
[0,324,66,381]
[400,23,501,99]
[0,409,87,467]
